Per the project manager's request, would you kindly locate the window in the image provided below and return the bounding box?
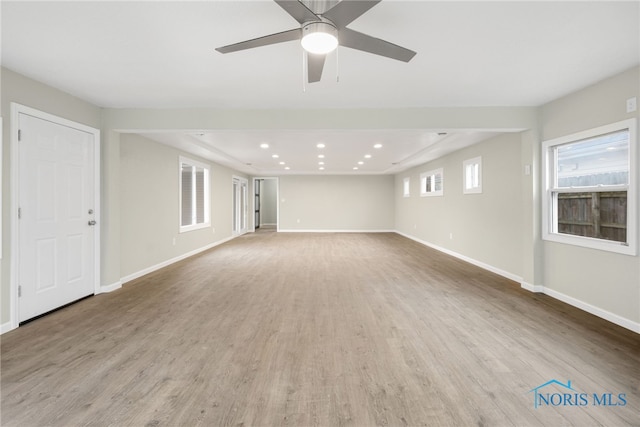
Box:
[403,177,410,197]
[542,119,636,255]
[421,168,443,197]
[179,156,210,232]
[463,157,482,194]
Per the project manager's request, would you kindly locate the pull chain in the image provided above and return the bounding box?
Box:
[336,47,340,83]
[302,50,307,93]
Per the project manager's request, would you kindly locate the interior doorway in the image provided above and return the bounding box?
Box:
[253,177,278,232]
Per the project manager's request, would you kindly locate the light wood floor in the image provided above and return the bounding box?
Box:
[2,233,639,426]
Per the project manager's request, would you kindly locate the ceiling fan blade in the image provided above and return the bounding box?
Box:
[339,28,416,62]
[322,0,381,28]
[307,53,326,83]
[274,0,319,24]
[216,28,301,54]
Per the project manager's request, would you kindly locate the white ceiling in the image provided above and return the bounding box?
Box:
[2,1,639,175]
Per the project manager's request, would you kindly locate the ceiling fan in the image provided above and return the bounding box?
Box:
[215,0,417,83]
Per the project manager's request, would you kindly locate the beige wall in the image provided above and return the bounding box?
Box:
[539,66,640,325]
[2,64,638,332]
[259,178,278,226]
[119,134,239,279]
[1,67,103,326]
[395,133,524,279]
[279,175,394,231]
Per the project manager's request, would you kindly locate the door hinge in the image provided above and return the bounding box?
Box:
[18,129,22,141]
[18,207,21,219]
[18,286,22,298]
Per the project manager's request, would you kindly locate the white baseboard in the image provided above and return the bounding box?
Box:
[397,231,639,334]
[396,231,522,283]
[120,236,235,285]
[100,281,122,293]
[522,284,640,334]
[1,321,15,334]
[259,223,277,226]
[521,281,544,293]
[279,229,395,233]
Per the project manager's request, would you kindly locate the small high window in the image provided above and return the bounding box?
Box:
[420,168,443,197]
[463,157,482,194]
[403,177,410,197]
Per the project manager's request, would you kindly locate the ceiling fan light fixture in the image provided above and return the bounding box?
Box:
[301,22,338,55]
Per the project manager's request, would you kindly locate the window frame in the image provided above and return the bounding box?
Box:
[179,156,211,233]
[541,118,637,256]
[463,157,482,194]
[403,177,411,198]
[420,168,444,197]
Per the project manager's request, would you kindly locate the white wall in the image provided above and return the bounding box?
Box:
[279,175,394,231]
[395,133,524,280]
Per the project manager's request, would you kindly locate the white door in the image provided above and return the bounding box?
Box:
[232,177,248,235]
[17,112,98,322]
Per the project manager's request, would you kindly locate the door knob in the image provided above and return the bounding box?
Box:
[88,220,97,226]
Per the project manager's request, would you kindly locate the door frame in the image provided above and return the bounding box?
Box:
[9,103,101,330]
[252,177,279,232]
[231,175,249,236]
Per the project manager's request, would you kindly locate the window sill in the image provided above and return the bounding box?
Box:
[543,232,636,256]
[179,222,211,234]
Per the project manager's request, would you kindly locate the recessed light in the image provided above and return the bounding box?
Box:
[318,154,325,159]
[319,167,325,170]
[364,154,372,159]
[353,167,359,170]
[318,161,325,165]
[374,144,382,149]
[260,143,269,149]
[279,161,285,165]
[317,143,325,149]
[285,166,290,170]
[272,154,279,158]
[358,161,364,165]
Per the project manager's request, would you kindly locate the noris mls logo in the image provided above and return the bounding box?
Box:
[528,379,627,409]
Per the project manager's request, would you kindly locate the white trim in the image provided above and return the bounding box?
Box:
[420,168,444,197]
[521,284,640,334]
[9,103,101,330]
[232,175,249,236]
[396,231,522,283]
[402,177,410,197]
[260,223,277,227]
[121,236,235,284]
[463,156,482,194]
[398,231,639,334]
[541,118,637,256]
[99,281,122,293]
[179,155,211,233]
[1,322,16,335]
[520,281,544,293]
[279,229,395,233]
[252,177,280,232]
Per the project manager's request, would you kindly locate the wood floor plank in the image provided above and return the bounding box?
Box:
[2,232,639,426]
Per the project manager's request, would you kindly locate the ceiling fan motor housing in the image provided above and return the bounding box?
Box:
[301,21,339,54]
